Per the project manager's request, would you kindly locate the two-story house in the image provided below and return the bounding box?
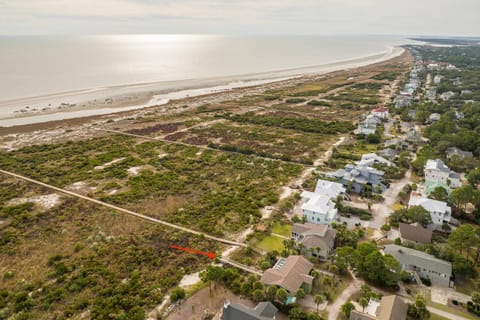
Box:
[328,164,385,194]
[424,159,461,189]
[408,194,452,227]
[384,244,452,287]
[291,223,336,260]
[300,179,345,225]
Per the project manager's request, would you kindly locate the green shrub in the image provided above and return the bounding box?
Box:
[170,287,186,302]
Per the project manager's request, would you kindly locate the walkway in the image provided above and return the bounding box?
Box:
[99,129,314,168]
[0,169,246,247]
[218,258,263,276]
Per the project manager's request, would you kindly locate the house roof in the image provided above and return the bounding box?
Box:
[292,222,329,236]
[399,223,432,244]
[376,295,408,320]
[349,296,408,320]
[292,223,337,251]
[356,153,394,167]
[379,148,398,160]
[261,255,314,293]
[350,311,376,320]
[373,107,389,113]
[222,301,278,320]
[408,194,451,213]
[425,159,449,172]
[254,302,278,318]
[446,147,473,159]
[314,179,346,198]
[301,193,336,216]
[425,180,450,195]
[384,244,452,276]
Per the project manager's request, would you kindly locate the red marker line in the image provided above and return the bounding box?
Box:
[170,244,216,259]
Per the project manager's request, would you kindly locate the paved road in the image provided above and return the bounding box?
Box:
[0,169,246,248]
[369,168,413,229]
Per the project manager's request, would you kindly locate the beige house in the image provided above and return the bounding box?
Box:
[350,295,408,320]
[260,255,314,294]
[291,223,336,260]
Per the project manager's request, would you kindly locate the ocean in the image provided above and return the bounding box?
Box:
[0,35,411,101]
[0,35,413,126]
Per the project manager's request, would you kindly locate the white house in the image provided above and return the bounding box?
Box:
[300,192,338,225]
[314,179,346,199]
[424,159,461,188]
[433,75,444,84]
[300,179,346,225]
[428,113,441,122]
[408,194,452,227]
[371,107,389,119]
[355,114,380,135]
[440,91,455,101]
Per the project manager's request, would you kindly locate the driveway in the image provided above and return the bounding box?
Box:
[368,169,413,229]
[327,272,362,320]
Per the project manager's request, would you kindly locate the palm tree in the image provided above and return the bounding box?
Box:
[341,302,355,318]
[359,297,369,312]
[314,294,324,312]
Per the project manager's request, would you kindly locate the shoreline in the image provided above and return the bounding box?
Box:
[0,46,404,128]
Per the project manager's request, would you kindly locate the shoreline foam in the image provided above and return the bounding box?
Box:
[0,46,404,127]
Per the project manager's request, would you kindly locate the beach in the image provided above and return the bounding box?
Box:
[0,47,411,153]
[0,46,404,127]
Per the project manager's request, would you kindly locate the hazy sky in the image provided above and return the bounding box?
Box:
[1,0,479,36]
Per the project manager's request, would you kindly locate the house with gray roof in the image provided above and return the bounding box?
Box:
[261,255,314,294]
[408,194,452,227]
[379,148,398,160]
[446,147,473,160]
[327,164,385,194]
[424,159,461,189]
[291,223,336,260]
[350,295,408,320]
[384,244,452,287]
[395,94,412,108]
[221,301,278,320]
[356,153,394,167]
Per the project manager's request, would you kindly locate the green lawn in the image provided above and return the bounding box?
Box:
[430,314,450,320]
[427,298,478,320]
[255,235,285,252]
[271,223,292,237]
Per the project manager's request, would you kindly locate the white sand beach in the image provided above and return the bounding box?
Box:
[0,46,404,127]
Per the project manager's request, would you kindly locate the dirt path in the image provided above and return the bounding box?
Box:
[327,275,362,320]
[0,169,246,247]
[157,119,225,139]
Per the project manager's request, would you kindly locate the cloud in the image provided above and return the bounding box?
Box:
[1,0,479,35]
